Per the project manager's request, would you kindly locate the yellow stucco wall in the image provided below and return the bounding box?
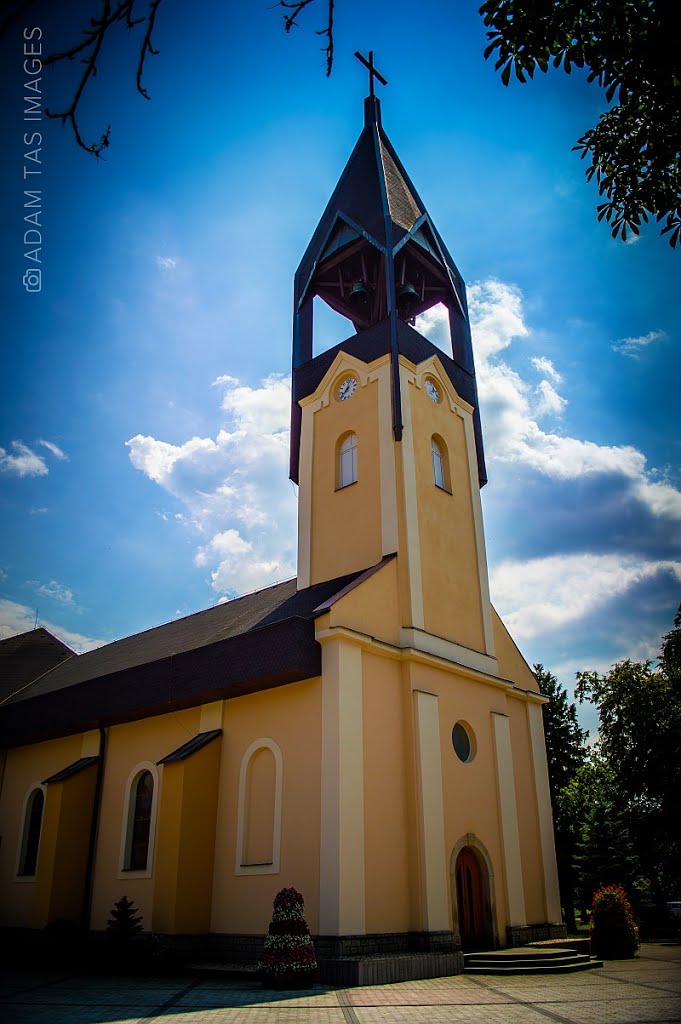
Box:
[508,695,545,924]
[409,378,485,652]
[406,660,509,941]
[211,677,322,935]
[361,651,412,933]
[492,608,539,692]
[328,557,401,646]
[0,734,82,928]
[39,765,98,925]
[90,707,201,931]
[153,736,221,934]
[309,374,383,584]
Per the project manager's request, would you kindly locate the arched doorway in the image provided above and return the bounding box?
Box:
[453,842,494,950]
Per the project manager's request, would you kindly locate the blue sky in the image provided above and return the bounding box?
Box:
[1,1,679,736]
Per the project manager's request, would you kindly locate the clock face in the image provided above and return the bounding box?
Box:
[425,378,440,403]
[338,377,358,401]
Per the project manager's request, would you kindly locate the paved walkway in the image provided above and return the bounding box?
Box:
[2,944,679,1024]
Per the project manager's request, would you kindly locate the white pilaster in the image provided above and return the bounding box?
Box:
[296,401,314,590]
[376,365,398,555]
[491,711,526,926]
[526,702,562,923]
[399,369,424,629]
[319,639,365,935]
[462,411,495,657]
[413,689,449,931]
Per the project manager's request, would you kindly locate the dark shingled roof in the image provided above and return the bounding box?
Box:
[0,627,75,701]
[0,565,388,748]
[295,97,428,291]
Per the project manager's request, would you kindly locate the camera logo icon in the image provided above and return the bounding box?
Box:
[23,268,42,292]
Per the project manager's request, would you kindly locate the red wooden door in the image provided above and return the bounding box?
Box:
[456,846,486,949]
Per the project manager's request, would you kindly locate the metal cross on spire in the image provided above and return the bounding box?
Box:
[354,50,388,99]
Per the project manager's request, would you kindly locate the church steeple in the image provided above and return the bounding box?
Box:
[290,62,485,487]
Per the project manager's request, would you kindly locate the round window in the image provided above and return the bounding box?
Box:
[452,721,475,763]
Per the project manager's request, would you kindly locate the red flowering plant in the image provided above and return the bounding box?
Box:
[591,884,640,959]
[259,887,318,988]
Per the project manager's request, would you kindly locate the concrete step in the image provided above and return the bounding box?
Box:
[464,959,603,975]
[466,947,581,964]
[463,947,603,975]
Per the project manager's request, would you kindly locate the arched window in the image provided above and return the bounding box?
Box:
[17,786,44,877]
[338,432,358,489]
[431,435,450,491]
[122,768,156,872]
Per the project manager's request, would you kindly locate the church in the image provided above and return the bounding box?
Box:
[0,71,565,983]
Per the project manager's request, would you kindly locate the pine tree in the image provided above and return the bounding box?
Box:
[535,664,587,930]
[107,895,144,945]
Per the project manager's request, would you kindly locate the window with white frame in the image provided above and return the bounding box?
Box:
[432,435,447,490]
[17,786,45,877]
[122,767,155,872]
[338,432,358,488]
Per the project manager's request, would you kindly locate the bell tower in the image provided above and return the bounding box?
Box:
[292,59,495,665]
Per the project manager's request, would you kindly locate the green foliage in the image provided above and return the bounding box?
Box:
[575,614,681,901]
[479,0,681,246]
[660,604,681,687]
[535,664,587,928]
[259,888,318,988]
[535,664,588,804]
[106,895,143,944]
[572,770,639,911]
[591,884,640,959]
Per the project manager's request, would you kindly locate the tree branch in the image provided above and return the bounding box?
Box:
[1,0,165,156]
[278,0,335,75]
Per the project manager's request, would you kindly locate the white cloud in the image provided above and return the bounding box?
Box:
[29,579,75,606]
[127,373,296,598]
[490,553,681,642]
[195,528,291,595]
[531,356,562,383]
[37,439,67,460]
[0,598,104,653]
[448,281,681,521]
[535,379,567,417]
[466,280,529,360]
[155,256,177,270]
[0,441,48,477]
[612,329,666,358]
[29,507,48,516]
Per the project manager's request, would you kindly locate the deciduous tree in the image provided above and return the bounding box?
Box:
[479,0,681,246]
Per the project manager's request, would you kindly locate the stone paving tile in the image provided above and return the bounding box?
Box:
[348,985,507,1005]
[6,986,179,1005]
[157,1009,346,1023]
[536,996,681,1023]
[177,986,339,1008]
[1,1004,150,1024]
[353,1005,550,1023]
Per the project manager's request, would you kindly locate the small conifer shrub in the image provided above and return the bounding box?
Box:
[259,887,318,988]
[107,895,143,947]
[591,884,640,959]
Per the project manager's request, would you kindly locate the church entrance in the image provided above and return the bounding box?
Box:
[455,845,491,950]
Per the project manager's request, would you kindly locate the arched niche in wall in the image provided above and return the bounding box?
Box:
[235,738,283,876]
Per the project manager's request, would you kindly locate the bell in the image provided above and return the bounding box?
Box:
[397,281,419,317]
[350,279,370,304]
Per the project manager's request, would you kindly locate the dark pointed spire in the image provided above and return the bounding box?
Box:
[289,68,486,488]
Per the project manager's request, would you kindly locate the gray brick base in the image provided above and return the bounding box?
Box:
[506,922,568,946]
